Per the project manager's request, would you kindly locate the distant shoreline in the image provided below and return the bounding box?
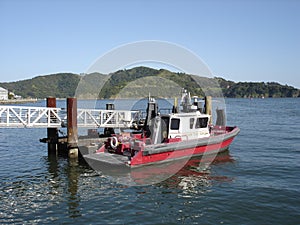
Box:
[0,98,38,105]
[0,67,299,99]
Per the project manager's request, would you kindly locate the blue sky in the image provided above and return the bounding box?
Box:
[1,0,299,88]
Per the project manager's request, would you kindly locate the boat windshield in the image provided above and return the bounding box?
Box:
[195,117,208,128]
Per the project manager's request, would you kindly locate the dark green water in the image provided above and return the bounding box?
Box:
[0,98,299,224]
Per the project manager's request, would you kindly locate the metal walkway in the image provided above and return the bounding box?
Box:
[0,106,139,128]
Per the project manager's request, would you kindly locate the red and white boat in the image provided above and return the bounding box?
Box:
[84,90,240,169]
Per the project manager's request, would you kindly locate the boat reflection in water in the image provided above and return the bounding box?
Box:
[158,150,234,194]
[39,149,234,221]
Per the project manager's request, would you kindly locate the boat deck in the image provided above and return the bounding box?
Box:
[84,152,129,165]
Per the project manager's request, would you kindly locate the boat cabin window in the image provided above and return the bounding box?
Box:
[190,118,195,129]
[170,118,180,130]
[195,117,208,128]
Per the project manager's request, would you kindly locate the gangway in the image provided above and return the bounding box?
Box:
[0,106,140,129]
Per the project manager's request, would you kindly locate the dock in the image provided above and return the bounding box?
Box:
[0,97,140,159]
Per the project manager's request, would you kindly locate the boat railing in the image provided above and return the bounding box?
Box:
[210,126,227,135]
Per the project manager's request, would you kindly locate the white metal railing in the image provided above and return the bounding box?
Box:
[0,106,62,128]
[0,106,140,129]
[76,109,140,128]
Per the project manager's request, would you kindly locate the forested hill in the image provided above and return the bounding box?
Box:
[216,78,300,98]
[0,67,299,98]
[0,73,81,98]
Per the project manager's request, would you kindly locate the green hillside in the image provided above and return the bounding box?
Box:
[216,78,300,98]
[0,67,299,99]
[0,73,81,98]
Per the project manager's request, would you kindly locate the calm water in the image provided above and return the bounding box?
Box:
[0,98,299,224]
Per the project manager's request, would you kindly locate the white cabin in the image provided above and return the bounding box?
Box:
[152,111,210,143]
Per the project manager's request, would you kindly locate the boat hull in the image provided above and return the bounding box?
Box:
[84,126,240,168]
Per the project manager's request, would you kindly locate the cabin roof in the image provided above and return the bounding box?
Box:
[168,111,209,118]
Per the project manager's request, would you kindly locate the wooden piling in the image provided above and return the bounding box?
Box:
[205,96,212,124]
[47,97,58,155]
[216,108,226,126]
[172,97,178,113]
[67,98,78,159]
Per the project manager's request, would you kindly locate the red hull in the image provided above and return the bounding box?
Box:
[130,136,235,167]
